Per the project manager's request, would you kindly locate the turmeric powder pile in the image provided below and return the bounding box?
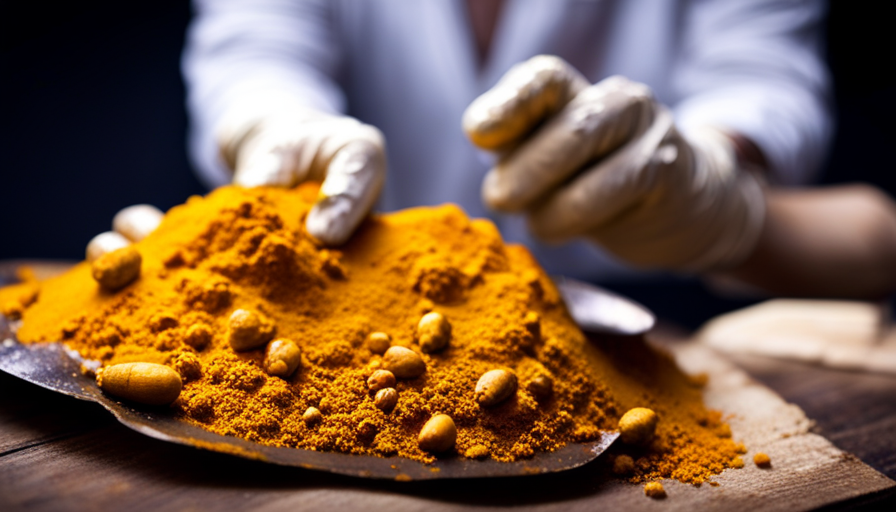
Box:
[0,184,743,482]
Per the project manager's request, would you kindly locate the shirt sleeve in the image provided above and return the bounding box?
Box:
[671,0,832,185]
[182,0,346,188]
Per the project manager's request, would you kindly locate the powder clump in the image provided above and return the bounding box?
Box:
[1,184,743,481]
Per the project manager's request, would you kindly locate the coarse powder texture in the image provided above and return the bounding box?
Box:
[1,184,742,481]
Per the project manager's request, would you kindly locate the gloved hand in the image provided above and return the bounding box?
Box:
[87,107,385,260]
[463,55,765,271]
[218,105,386,246]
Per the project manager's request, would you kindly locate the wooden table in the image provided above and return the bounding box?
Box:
[1,335,894,511]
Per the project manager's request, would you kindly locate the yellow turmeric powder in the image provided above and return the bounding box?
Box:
[0,184,743,482]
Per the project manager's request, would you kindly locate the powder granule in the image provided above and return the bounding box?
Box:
[613,454,635,475]
[644,481,666,498]
[1,184,744,482]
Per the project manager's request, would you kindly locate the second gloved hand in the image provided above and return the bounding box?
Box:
[463,56,765,272]
[219,105,386,246]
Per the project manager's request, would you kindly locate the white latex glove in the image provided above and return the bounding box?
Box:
[86,107,384,259]
[463,56,765,272]
[218,105,386,246]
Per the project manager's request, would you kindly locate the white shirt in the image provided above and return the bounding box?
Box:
[183,0,831,281]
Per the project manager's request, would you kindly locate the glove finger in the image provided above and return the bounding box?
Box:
[232,129,298,188]
[305,132,386,246]
[482,76,656,212]
[233,116,373,188]
[231,115,385,245]
[525,108,676,241]
[463,55,588,151]
[113,204,164,242]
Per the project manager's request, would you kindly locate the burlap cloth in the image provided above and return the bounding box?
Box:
[642,340,895,510]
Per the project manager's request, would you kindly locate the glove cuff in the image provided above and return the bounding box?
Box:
[683,127,766,272]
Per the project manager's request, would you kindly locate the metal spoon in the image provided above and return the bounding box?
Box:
[554,276,656,336]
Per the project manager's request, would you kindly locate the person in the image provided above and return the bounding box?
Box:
[90,0,896,299]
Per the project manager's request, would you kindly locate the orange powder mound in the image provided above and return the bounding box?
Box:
[0,184,742,480]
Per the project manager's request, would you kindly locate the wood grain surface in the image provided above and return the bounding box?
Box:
[728,353,896,482]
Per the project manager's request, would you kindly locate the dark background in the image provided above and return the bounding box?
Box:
[1,1,893,329]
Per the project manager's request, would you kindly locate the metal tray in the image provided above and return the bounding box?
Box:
[0,261,621,480]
